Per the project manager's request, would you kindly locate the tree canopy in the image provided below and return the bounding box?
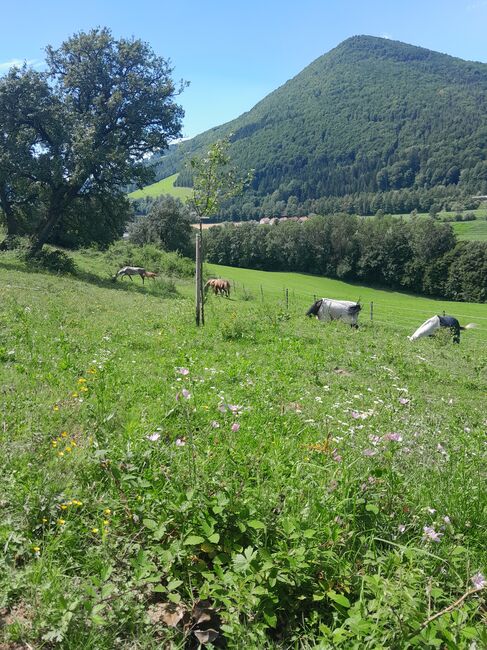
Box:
[0,28,185,252]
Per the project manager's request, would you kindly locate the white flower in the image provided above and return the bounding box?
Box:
[471,572,486,589]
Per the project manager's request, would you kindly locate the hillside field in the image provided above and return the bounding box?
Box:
[128,173,192,201]
[0,250,486,648]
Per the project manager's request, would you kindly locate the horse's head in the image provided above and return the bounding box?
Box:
[306,299,323,317]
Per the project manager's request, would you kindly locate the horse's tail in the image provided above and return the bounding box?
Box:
[306,299,323,317]
[460,323,477,331]
[204,280,212,293]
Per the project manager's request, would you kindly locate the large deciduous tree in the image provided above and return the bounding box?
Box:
[0,28,185,253]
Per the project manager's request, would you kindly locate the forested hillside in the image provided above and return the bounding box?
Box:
[150,36,487,218]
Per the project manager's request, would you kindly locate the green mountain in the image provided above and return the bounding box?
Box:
[150,36,487,215]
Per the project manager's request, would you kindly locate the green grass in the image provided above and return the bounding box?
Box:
[128,173,192,201]
[0,249,486,648]
[451,219,487,241]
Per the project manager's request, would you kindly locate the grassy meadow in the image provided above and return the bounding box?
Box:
[128,174,193,201]
[0,249,486,649]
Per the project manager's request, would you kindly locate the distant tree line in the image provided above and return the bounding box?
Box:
[204,215,487,302]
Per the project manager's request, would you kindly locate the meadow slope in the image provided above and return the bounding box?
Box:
[0,252,486,648]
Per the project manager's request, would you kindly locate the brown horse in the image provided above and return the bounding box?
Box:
[204,278,231,297]
[142,271,158,281]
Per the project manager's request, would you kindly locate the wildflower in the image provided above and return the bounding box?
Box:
[350,410,368,420]
[33,546,41,553]
[332,450,342,462]
[78,377,87,384]
[61,431,68,438]
[398,397,410,405]
[80,386,88,393]
[426,508,436,514]
[231,422,240,432]
[51,440,57,447]
[443,515,451,525]
[423,526,442,542]
[72,392,79,398]
[175,438,186,446]
[315,396,322,403]
[42,518,48,523]
[398,525,406,533]
[58,451,64,457]
[53,405,59,411]
[176,367,190,376]
[65,447,72,453]
[70,440,77,447]
[57,518,66,526]
[104,508,111,515]
[471,572,486,589]
[92,528,99,534]
[61,504,68,510]
[363,448,377,457]
[383,432,403,442]
[211,421,220,428]
[147,432,160,442]
[103,520,109,526]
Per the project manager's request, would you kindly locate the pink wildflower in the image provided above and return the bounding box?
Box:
[471,572,486,589]
[175,438,186,447]
[147,432,160,442]
[231,422,240,432]
[398,397,410,405]
[363,448,377,457]
[176,367,190,376]
[383,432,403,442]
[423,526,442,542]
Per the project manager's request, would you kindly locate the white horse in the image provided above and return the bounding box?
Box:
[408,315,476,344]
[306,298,362,328]
[113,266,146,283]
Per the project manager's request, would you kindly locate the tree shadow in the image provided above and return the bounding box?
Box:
[0,256,181,299]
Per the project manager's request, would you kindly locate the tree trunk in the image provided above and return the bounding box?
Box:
[0,187,20,250]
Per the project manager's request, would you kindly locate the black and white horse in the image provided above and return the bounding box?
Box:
[306,298,362,328]
[408,315,476,344]
[112,266,146,283]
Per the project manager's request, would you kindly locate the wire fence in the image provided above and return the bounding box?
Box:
[229,280,487,326]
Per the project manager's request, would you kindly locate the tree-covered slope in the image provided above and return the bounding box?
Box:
[153,36,487,208]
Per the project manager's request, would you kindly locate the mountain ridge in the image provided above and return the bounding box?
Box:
[146,35,487,216]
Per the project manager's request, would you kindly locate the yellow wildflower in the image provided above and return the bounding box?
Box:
[104,508,111,515]
[53,405,59,411]
[61,505,67,510]
[52,440,58,447]
[80,386,88,393]
[65,447,72,453]
[72,392,79,398]
[57,518,65,525]
[33,546,41,553]
[71,440,77,446]
[103,520,109,526]
[58,451,64,457]
[78,377,87,384]
[42,518,48,523]
[92,528,99,534]
[61,431,68,438]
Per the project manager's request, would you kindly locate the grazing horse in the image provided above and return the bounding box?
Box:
[306,298,362,328]
[142,271,158,281]
[204,278,231,297]
[113,266,146,283]
[408,315,476,344]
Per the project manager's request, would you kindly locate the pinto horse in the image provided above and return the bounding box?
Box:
[408,315,476,343]
[306,298,362,328]
[113,266,147,283]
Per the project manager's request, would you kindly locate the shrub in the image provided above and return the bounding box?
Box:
[105,241,194,278]
[26,248,77,274]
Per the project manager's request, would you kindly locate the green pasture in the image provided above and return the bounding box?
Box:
[451,219,487,241]
[0,249,486,648]
[128,173,192,201]
[206,263,487,346]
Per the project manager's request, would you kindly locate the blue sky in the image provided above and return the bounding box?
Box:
[1,0,487,138]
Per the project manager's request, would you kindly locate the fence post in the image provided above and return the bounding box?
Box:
[370,301,374,321]
[443,310,446,316]
[260,285,264,302]
[285,288,289,310]
[195,234,201,326]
